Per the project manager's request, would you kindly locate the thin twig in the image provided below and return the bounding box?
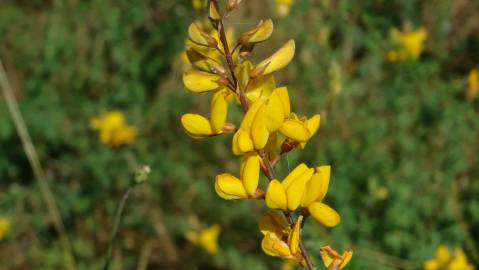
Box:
[0,58,76,270]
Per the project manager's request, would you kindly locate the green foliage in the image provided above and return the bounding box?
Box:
[0,0,478,269]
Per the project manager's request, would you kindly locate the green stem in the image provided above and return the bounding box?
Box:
[103,186,134,270]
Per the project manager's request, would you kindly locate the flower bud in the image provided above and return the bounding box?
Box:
[134,165,151,184]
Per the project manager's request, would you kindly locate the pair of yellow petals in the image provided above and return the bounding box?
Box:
[181,89,231,138]
[260,212,303,261]
[232,87,320,155]
[266,163,340,227]
[215,154,261,199]
[259,212,352,267]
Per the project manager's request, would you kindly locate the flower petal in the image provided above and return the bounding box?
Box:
[287,216,302,254]
[259,211,289,236]
[275,86,291,116]
[240,19,274,44]
[181,114,216,138]
[280,119,311,142]
[252,39,295,77]
[237,129,254,153]
[306,114,320,137]
[215,173,248,200]
[316,165,331,202]
[183,70,223,93]
[281,163,309,190]
[286,168,313,211]
[241,99,264,130]
[265,88,286,132]
[301,173,322,207]
[301,165,331,206]
[251,104,270,149]
[261,233,291,258]
[245,74,276,102]
[266,179,288,211]
[241,154,261,196]
[210,90,229,133]
[198,224,221,255]
[308,202,340,227]
[188,23,215,47]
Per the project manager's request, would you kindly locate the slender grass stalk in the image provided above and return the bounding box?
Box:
[103,165,150,270]
[103,186,134,270]
[0,59,76,270]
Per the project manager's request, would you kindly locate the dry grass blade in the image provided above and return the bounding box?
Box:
[0,58,76,270]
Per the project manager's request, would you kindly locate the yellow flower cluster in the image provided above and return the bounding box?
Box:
[0,217,11,240]
[186,224,221,255]
[424,245,475,270]
[181,1,350,268]
[387,27,427,62]
[89,111,137,147]
[467,68,479,101]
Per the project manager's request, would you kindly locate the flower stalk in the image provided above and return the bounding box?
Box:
[103,165,150,270]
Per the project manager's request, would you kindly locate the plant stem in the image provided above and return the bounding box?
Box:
[103,186,134,270]
[0,58,77,270]
[210,2,316,269]
[300,238,316,270]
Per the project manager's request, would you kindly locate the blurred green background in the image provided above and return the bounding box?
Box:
[1,0,478,269]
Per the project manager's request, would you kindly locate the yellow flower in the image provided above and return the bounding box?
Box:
[183,70,228,93]
[181,89,232,138]
[89,111,137,147]
[260,213,303,262]
[467,68,479,101]
[186,224,221,255]
[232,87,319,155]
[320,246,353,269]
[423,246,475,270]
[387,27,427,62]
[275,0,294,18]
[0,217,11,240]
[215,153,261,199]
[265,164,340,227]
[449,249,475,270]
[232,99,269,154]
